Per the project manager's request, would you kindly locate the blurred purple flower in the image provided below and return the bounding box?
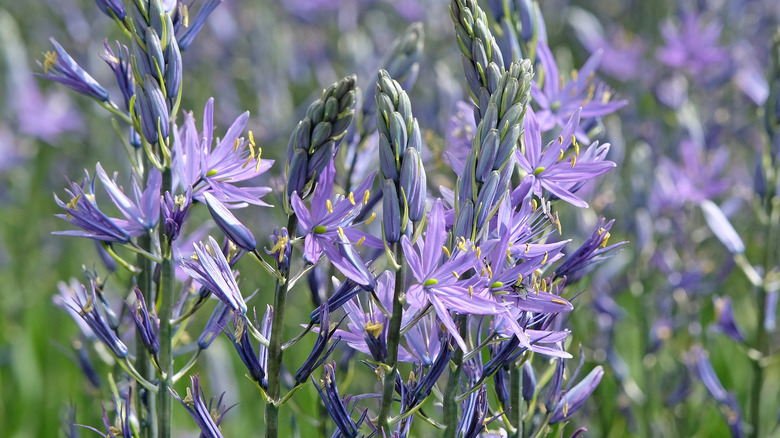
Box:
[657,12,730,76]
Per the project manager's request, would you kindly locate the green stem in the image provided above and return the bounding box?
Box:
[136,219,156,438]
[443,314,468,438]
[157,168,174,438]
[750,195,779,438]
[377,242,406,432]
[510,366,522,438]
[265,215,297,438]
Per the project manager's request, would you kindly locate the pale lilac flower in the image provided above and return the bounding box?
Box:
[516,108,615,208]
[96,163,162,232]
[173,98,273,207]
[532,42,626,137]
[657,12,730,76]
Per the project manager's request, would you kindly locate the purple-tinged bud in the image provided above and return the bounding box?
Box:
[475,170,500,229]
[228,315,266,384]
[476,129,500,182]
[295,304,341,384]
[162,188,192,242]
[312,363,367,437]
[265,227,291,273]
[382,179,401,243]
[522,361,536,401]
[204,192,256,251]
[129,287,160,354]
[198,301,231,349]
[307,140,335,179]
[309,279,362,324]
[38,38,109,102]
[713,296,744,342]
[287,148,309,201]
[164,38,181,99]
[148,0,165,38]
[700,200,745,254]
[454,199,475,239]
[132,35,153,77]
[378,134,399,182]
[494,367,510,408]
[550,366,604,423]
[135,82,162,144]
[400,148,427,222]
[765,291,778,332]
[496,123,521,167]
[145,27,165,81]
[95,0,126,19]
[101,41,134,109]
[518,0,534,41]
[458,152,476,203]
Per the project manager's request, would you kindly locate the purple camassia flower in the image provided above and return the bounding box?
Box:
[516,108,616,208]
[657,12,730,76]
[532,42,626,138]
[292,159,380,288]
[180,236,248,314]
[96,163,162,232]
[650,139,729,211]
[568,9,645,82]
[37,38,109,102]
[173,97,273,208]
[170,374,233,438]
[54,166,160,243]
[402,200,525,353]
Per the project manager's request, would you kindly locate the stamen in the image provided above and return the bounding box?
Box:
[442,246,451,258]
[365,212,376,225]
[363,190,370,204]
[326,199,333,213]
[348,192,356,206]
[356,236,365,247]
[551,298,568,305]
[43,51,57,74]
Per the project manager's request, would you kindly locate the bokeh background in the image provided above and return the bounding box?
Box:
[1,0,779,436]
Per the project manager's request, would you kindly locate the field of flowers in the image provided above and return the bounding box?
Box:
[0,0,779,437]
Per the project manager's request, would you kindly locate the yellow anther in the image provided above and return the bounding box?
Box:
[534,282,540,295]
[248,130,256,147]
[518,273,523,282]
[586,84,595,103]
[571,155,576,167]
[598,227,606,236]
[458,241,467,252]
[84,193,96,204]
[363,190,370,204]
[364,321,384,338]
[337,226,347,240]
[558,149,564,162]
[506,249,512,259]
[562,402,570,418]
[66,194,82,210]
[557,219,562,235]
[255,154,263,173]
[486,264,493,277]
[468,285,474,299]
[190,252,199,261]
[43,51,57,74]
[475,247,481,258]
[481,267,486,276]
[524,243,530,254]
[442,246,451,258]
[532,199,538,211]
[234,137,240,152]
[551,298,568,305]
[183,387,195,406]
[602,90,612,103]
[365,212,377,225]
[558,135,564,144]
[242,155,254,169]
[348,192,356,206]
[452,271,459,278]
[326,199,333,213]
[571,69,579,82]
[542,251,549,265]
[181,4,190,27]
[574,139,580,156]
[356,236,365,247]
[541,278,547,291]
[601,232,611,248]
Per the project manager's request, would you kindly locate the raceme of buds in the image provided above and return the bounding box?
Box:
[450,0,506,99]
[286,75,357,202]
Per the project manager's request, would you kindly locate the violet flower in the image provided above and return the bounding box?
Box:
[128,287,160,355]
[516,108,615,208]
[37,38,109,102]
[532,42,626,137]
[657,12,730,76]
[292,158,380,264]
[96,163,162,232]
[170,374,232,438]
[402,200,521,352]
[180,236,247,314]
[66,280,128,358]
[173,98,273,207]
